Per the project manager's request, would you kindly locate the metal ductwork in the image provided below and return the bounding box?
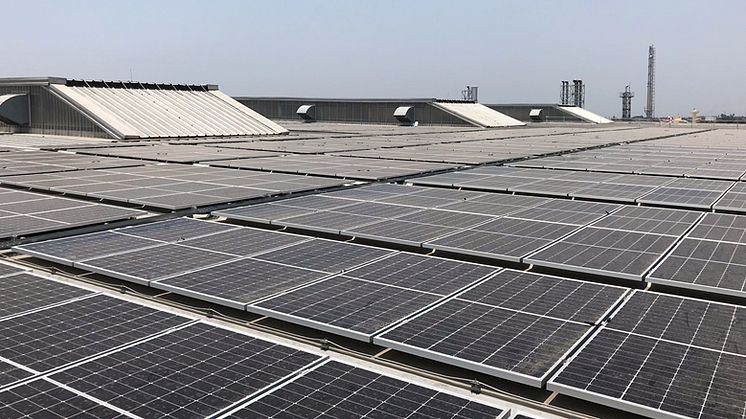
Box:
[297,104,316,121]
[0,94,29,125]
[394,106,415,124]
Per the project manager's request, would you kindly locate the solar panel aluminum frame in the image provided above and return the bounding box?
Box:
[546,326,682,419]
[247,266,502,343]
[373,310,600,388]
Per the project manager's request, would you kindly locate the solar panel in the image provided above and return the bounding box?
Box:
[254,239,393,273]
[526,227,679,281]
[251,254,499,341]
[76,243,236,285]
[508,200,621,225]
[152,258,330,309]
[637,187,727,209]
[49,323,323,419]
[222,361,507,419]
[375,269,627,387]
[0,294,190,375]
[119,217,237,242]
[344,219,463,247]
[179,227,310,257]
[0,379,128,418]
[0,272,93,320]
[0,262,25,278]
[394,209,494,229]
[213,203,317,224]
[426,218,579,262]
[274,210,384,234]
[571,183,659,202]
[590,206,703,236]
[548,291,746,419]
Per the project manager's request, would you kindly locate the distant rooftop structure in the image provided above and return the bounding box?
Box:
[0,77,288,139]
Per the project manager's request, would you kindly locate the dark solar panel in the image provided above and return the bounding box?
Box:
[0,295,190,374]
[50,323,322,419]
[426,218,578,262]
[225,361,506,419]
[179,227,309,257]
[589,206,702,236]
[254,239,393,273]
[526,227,678,281]
[13,231,160,266]
[548,291,746,419]
[252,254,499,341]
[376,269,626,387]
[0,379,127,418]
[152,258,330,309]
[344,219,462,247]
[0,273,93,320]
[76,244,236,284]
[119,218,237,242]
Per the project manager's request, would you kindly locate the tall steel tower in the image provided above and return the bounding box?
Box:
[620,85,634,120]
[645,45,655,119]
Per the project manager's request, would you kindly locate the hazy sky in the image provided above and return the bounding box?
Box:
[5,1,745,118]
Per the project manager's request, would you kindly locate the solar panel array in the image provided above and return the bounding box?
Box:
[526,207,703,281]
[73,143,283,163]
[548,291,746,419]
[0,188,146,240]
[10,125,746,419]
[209,154,457,180]
[0,261,505,419]
[515,131,746,178]
[648,212,746,297]
[0,150,147,177]
[375,269,628,387]
[411,166,741,209]
[0,164,345,210]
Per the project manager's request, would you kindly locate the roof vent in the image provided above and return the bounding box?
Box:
[529,109,543,122]
[0,94,29,125]
[394,106,415,124]
[297,104,316,121]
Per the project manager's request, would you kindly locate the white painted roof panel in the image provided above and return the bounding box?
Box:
[49,83,287,139]
[432,102,525,128]
[557,106,613,124]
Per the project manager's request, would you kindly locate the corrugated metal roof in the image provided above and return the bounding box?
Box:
[556,105,613,124]
[431,102,525,128]
[48,82,288,139]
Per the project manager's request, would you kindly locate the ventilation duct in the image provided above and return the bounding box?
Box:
[297,104,316,121]
[0,94,29,125]
[529,109,543,121]
[394,106,415,124]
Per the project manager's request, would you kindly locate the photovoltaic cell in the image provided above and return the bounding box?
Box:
[526,227,678,281]
[152,258,330,309]
[375,269,627,387]
[0,273,93,320]
[179,228,309,257]
[0,295,190,374]
[224,361,506,419]
[76,244,236,285]
[50,323,322,419]
[254,239,393,273]
[252,254,499,341]
[426,218,578,262]
[548,291,746,419]
[0,379,127,418]
[118,217,237,242]
[14,231,161,266]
